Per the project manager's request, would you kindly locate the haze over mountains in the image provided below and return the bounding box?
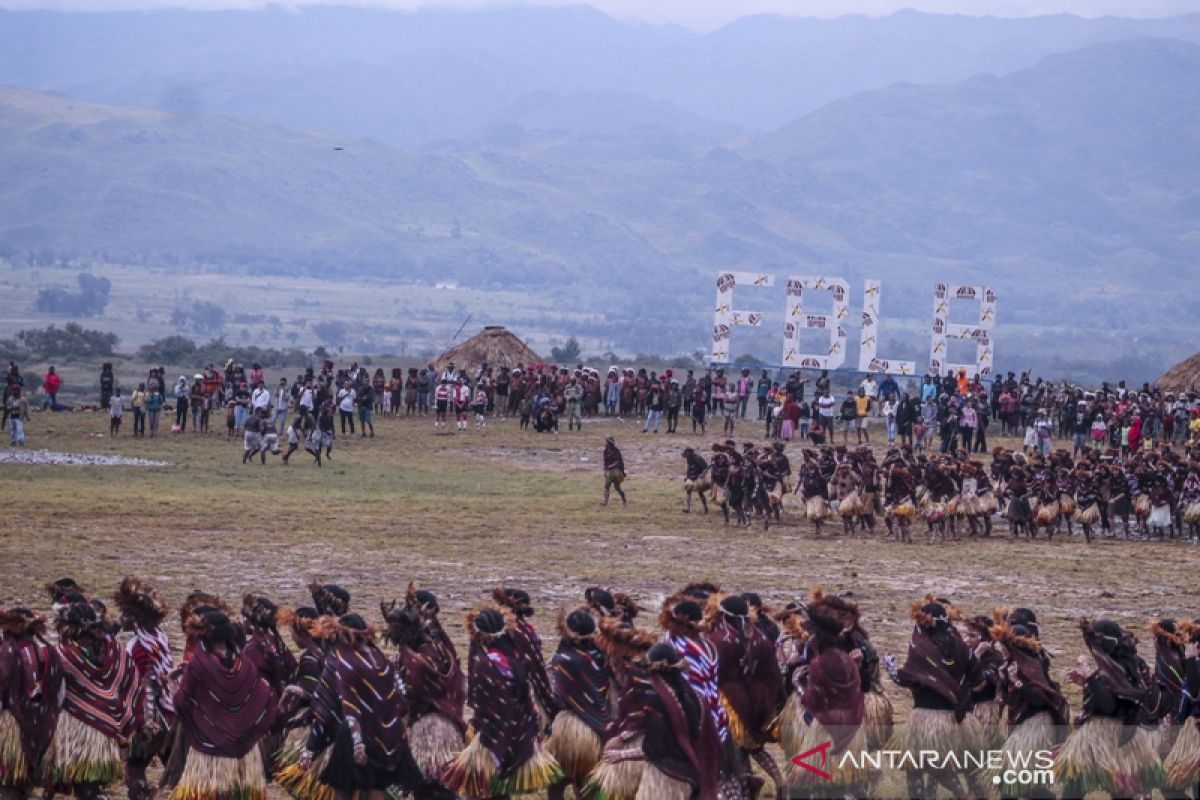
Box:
[1,5,1198,377]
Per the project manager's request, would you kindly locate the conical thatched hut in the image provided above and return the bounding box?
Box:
[1156,352,1200,393]
[434,326,544,378]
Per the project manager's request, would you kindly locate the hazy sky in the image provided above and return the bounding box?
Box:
[5,0,1199,30]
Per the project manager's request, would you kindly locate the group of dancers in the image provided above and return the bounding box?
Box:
[4,578,1200,800]
[674,438,1200,543]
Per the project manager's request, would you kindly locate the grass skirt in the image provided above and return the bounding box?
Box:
[1144,720,1177,760]
[546,712,602,784]
[585,734,644,800]
[1183,502,1200,523]
[1059,494,1076,515]
[409,712,464,783]
[804,496,829,521]
[981,711,1058,795]
[274,728,334,800]
[780,693,870,790]
[0,709,30,787]
[1035,500,1060,526]
[978,491,999,515]
[721,693,760,750]
[43,710,124,787]
[444,733,561,798]
[970,698,1006,750]
[1134,494,1151,518]
[887,501,917,520]
[1074,503,1101,525]
[837,490,862,518]
[170,744,266,800]
[1165,718,1200,789]
[634,763,692,800]
[863,691,894,751]
[888,708,975,764]
[1054,715,1164,797]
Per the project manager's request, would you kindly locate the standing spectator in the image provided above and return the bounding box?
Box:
[108,386,124,437]
[756,370,770,419]
[231,380,251,432]
[42,365,61,411]
[973,394,989,453]
[146,386,163,438]
[879,373,899,415]
[189,376,204,432]
[960,399,978,451]
[859,374,879,417]
[131,383,147,438]
[452,376,471,432]
[99,362,114,410]
[817,389,836,433]
[336,383,357,435]
[854,387,871,443]
[357,381,375,437]
[173,376,190,432]
[920,375,937,404]
[690,380,706,434]
[564,374,583,432]
[251,380,271,416]
[643,378,664,433]
[7,387,28,446]
[919,396,938,452]
[736,368,752,418]
[882,393,898,445]
[1,361,22,430]
[1034,408,1054,457]
[839,392,858,445]
[272,378,290,434]
[666,378,682,434]
[711,368,727,414]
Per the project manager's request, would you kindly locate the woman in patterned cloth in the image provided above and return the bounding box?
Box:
[0,606,62,800]
[112,578,175,800]
[442,604,562,800]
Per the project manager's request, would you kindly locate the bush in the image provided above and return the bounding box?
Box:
[138,335,310,369]
[171,301,227,335]
[550,336,582,363]
[34,273,112,317]
[16,323,118,360]
[313,320,348,344]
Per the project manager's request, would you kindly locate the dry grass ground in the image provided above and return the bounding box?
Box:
[1,410,1197,797]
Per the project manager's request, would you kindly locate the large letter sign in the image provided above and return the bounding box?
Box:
[930,284,997,379]
[709,272,997,376]
[858,279,916,375]
[712,272,774,363]
[781,276,848,370]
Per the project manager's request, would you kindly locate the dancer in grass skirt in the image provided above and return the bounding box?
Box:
[708,594,784,800]
[1165,620,1200,791]
[779,591,870,797]
[170,608,278,800]
[273,606,335,800]
[45,595,143,800]
[587,619,658,800]
[298,614,421,800]
[0,607,62,800]
[1055,618,1165,798]
[885,595,980,799]
[493,589,558,727]
[627,643,719,800]
[442,604,562,799]
[962,615,1006,750]
[241,594,297,781]
[380,586,466,800]
[1141,618,1186,758]
[545,607,611,800]
[113,578,175,800]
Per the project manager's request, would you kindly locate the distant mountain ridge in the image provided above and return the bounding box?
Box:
[3,6,1200,145]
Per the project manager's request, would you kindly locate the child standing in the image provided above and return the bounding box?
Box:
[7,387,28,446]
[518,394,532,430]
[130,382,147,438]
[472,387,487,431]
[108,387,124,437]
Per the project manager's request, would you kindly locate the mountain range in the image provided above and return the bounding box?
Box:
[0,7,1198,377]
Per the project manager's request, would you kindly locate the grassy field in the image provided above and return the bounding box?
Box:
[1,409,1196,797]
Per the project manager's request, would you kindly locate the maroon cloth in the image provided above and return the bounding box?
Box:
[396,636,466,732]
[896,625,973,722]
[803,648,865,752]
[710,617,781,743]
[466,638,539,777]
[1004,643,1069,728]
[173,644,278,758]
[308,641,409,765]
[244,626,297,697]
[643,673,719,800]
[511,619,557,718]
[58,635,141,745]
[0,636,63,773]
[549,640,611,738]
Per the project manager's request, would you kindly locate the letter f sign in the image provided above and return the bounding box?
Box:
[791,740,833,781]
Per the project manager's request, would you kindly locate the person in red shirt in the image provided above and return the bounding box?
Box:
[42,365,62,410]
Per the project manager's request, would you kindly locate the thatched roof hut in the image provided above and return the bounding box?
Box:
[434,326,544,377]
[1156,352,1200,393]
